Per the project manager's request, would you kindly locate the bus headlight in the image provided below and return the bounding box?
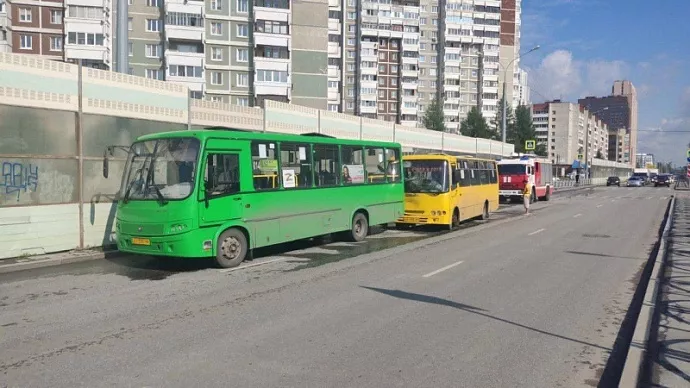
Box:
[170,224,187,233]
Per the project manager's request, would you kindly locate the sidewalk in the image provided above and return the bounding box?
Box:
[0,248,121,274]
[647,195,690,386]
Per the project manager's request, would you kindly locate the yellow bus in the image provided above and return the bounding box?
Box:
[396,154,499,229]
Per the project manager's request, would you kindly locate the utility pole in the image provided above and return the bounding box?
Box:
[115,0,129,73]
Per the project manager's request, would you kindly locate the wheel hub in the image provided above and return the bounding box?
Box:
[222,237,241,259]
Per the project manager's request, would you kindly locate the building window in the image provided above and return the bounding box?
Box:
[236,73,248,87]
[211,22,222,36]
[145,44,161,58]
[255,0,289,8]
[19,35,32,50]
[211,72,223,85]
[50,10,63,24]
[49,36,63,51]
[68,32,105,46]
[236,48,248,62]
[166,12,203,27]
[147,0,161,7]
[237,24,248,37]
[169,65,203,78]
[211,47,223,61]
[256,70,288,83]
[128,18,133,31]
[146,19,161,32]
[146,69,162,80]
[211,0,222,10]
[210,96,223,103]
[67,6,101,19]
[255,45,289,59]
[128,42,133,56]
[237,0,248,13]
[255,20,288,35]
[237,97,249,106]
[19,8,31,22]
[328,104,338,112]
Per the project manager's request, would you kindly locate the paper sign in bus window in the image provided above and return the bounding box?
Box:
[299,147,307,161]
[258,144,267,158]
[282,169,296,188]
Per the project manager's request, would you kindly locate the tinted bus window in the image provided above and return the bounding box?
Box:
[280,142,312,188]
[314,144,339,187]
[252,141,279,190]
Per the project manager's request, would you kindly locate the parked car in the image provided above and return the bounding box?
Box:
[606,176,621,186]
[627,176,644,187]
[655,174,671,187]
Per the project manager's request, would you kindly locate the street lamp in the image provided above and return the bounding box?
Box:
[501,45,540,144]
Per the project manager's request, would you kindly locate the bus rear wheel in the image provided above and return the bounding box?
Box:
[449,209,460,230]
[349,212,369,242]
[216,228,248,268]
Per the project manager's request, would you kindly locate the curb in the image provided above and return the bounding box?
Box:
[0,250,123,275]
[618,196,675,387]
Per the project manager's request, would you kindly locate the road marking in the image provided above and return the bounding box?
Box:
[219,257,289,273]
[597,204,603,208]
[573,213,582,218]
[528,228,545,236]
[423,260,464,278]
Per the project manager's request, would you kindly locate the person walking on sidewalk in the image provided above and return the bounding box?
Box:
[522,179,532,215]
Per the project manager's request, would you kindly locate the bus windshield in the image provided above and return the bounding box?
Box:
[120,137,200,202]
[403,160,449,193]
[498,164,526,175]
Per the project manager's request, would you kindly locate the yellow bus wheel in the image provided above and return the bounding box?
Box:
[449,209,460,230]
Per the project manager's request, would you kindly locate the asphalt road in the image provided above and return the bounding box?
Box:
[0,186,671,387]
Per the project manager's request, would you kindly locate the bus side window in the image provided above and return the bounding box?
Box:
[341,145,365,185]
[280,142,312,189]
[365,147,386,183]
[314,144,339,187]
[251,141,279,190]
[452,169,463,187]
[206,153,241,197]
[489,162,498,184]
[385,148,401,183]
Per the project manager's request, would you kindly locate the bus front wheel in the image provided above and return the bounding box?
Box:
[349,212,369,242]
[216,228,248,268]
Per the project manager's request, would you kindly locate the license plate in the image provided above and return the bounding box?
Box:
[131,237,151,246]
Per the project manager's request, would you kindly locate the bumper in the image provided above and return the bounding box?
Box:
[397,214,450,226]
[116,230,214,258]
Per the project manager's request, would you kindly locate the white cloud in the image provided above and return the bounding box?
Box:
[526,50,628,101]
[638,118,690,165]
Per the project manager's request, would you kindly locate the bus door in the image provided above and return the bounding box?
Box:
[198,142,251,226]
[448,160,461,209]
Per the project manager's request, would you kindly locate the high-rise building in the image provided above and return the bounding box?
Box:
[578,80,637,165]
[327,0,510,131]
[636,153,655,169]
[531,100,609,166]
[514,67,529,106]
[116,0,328,108]
[0,0,9,52]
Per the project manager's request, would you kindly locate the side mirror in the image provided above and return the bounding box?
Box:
[103,150,109,178]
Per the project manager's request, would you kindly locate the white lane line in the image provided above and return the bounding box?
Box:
[219,257,289,273]
[528,228,545,236]
[573,213,582,218]
[597,204,603,208]
[423,260,464,278]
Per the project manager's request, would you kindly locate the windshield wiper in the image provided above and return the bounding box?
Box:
[143,142,168,206]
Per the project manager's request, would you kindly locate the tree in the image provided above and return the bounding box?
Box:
[596,150,604,159]
[491,97,515,137]
[423,98,446,132]
[535,143,547,157]
[460,107,497,139]
[508,105,539,154]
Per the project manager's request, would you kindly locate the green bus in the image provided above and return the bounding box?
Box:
[103,129,404,268]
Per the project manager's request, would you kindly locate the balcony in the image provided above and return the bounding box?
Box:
[328,42,340,56]
[401,69,417,77]
[166,24,203,41]
[65,44,109,62]
[360,105,377,114]
[400,120,418,127]
[165,1,203,14]
[328,19,340,33]
[402,56,418,65]
[255,33,290,48]
[0,11,7,29]
[328,90,340,100]
[401,106,417,115]
[401,81,418,90]
[165,50,204,67]
[327,66,340,79]
[361,66,377,75]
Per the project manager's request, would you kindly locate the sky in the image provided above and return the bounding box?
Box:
[519,0,690,166]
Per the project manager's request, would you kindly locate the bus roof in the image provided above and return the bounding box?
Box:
[135,128,401,148]
[403,153,497,163]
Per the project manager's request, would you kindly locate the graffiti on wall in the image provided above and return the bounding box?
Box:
[0,161,39,201]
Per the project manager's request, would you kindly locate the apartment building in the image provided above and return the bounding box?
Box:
[1,0,8,52]
[116,0,328,108]
[326,0,516,130]
[3,0,66,61]
[514,67,529,105]
[636,153,655,169]
[608,127,627,162]
[578,80,637,165]
[532,100,609,166]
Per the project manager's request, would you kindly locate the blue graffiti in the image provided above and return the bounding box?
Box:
[0,162,39,201]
